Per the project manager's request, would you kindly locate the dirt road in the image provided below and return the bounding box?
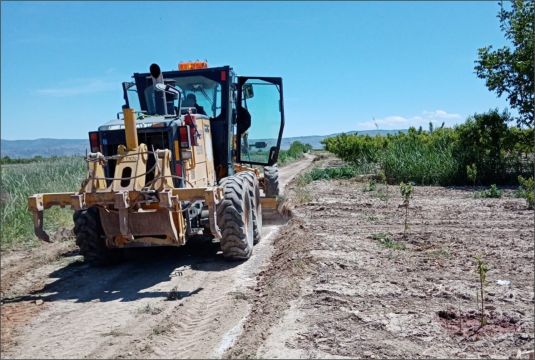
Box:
[0,155,314,359]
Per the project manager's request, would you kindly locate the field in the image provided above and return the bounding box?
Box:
[0,157,86,249]
[227,154,535,359]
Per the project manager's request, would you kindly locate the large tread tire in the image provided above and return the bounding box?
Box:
[236,171,262,244]
[264,165,280,197]
[73,207,121,266]
[217,175,254,260]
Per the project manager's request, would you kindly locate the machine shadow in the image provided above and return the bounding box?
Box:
[4,240,242,304]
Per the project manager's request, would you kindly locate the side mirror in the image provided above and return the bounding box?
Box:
[155,83,181,96]
[252,141,268,149]
[243,83,254,99]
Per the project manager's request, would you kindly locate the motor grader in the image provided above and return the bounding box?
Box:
[28,61,284,264]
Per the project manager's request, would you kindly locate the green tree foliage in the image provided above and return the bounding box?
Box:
[277,141,312,165]
[475,0,534,127]
[455,109,509,183]
[322,110,533,185]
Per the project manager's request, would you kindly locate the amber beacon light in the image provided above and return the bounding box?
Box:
[178,61,208,71]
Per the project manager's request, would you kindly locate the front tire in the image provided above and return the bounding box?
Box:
[263,165,280,197]
[217,175,254,260]
[236,171,262,244]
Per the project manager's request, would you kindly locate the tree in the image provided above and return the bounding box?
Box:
[455,109,510,183]
[475,0,534,127]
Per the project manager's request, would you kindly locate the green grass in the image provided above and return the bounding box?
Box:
[1,157,86,249]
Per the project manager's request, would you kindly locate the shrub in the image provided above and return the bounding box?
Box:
[517,175,534,209]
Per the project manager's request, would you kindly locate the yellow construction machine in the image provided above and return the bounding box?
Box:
[28,61,284,264]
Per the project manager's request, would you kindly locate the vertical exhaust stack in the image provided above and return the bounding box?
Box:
[150,63,167,115]
[123,107,139,150]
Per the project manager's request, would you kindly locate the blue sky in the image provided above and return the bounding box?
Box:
[1,1,510,140]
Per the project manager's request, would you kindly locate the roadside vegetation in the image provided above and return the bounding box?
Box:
[278,141,312,166]
[0,155,55,165]
[1,157,85,249]
[323,109,533,186]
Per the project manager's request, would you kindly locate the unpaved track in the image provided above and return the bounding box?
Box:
[0,155,314,359]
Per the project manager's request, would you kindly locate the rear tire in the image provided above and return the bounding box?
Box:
[217,175,254,260]
[236,171,262,245]
[264,165,280,197]
[73,207,120,266]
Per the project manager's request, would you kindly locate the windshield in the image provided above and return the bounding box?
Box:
[137,75,221,117]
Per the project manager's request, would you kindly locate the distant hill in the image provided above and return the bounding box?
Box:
[1,138,88,158]
[1,129,405,158]
[279,129,404,150]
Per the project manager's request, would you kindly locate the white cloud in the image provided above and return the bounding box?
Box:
[36,78,118,97]
[356,110,463,130]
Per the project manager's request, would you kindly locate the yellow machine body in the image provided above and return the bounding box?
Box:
[28,108,226,248]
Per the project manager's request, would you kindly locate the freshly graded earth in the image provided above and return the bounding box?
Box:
[226,155,534,359]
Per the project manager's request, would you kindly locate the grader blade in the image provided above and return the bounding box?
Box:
[260,196,290,225]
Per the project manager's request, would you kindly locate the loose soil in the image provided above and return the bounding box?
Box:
[226,154,534,359]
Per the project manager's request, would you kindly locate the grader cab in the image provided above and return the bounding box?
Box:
[28,61,284,264]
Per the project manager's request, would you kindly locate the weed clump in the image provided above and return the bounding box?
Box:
[476,184,502,198]
[371,232,405,250]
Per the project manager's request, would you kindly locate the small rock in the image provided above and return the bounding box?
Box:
[35,299,44,305]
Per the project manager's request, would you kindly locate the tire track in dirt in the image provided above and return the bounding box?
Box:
[1,154,315,359]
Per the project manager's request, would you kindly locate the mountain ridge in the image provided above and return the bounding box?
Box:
[1,129,405,158]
